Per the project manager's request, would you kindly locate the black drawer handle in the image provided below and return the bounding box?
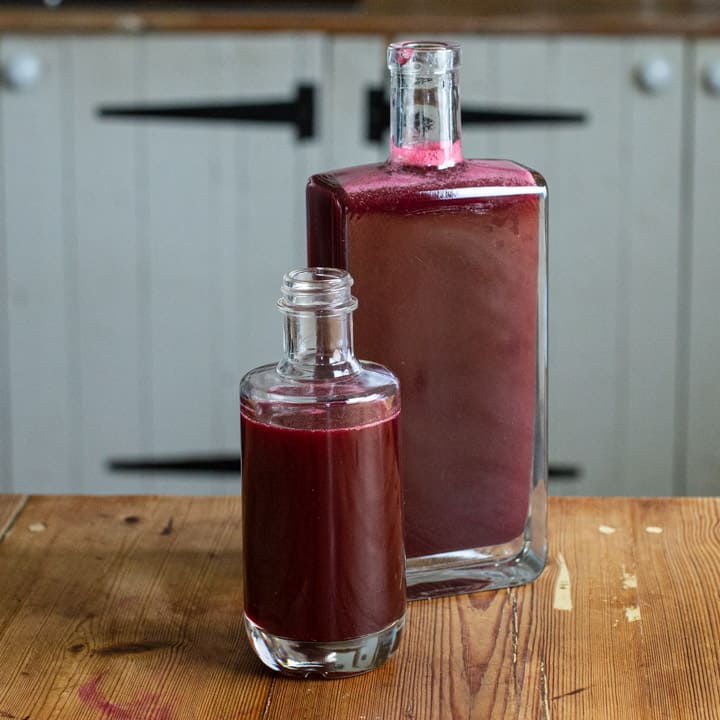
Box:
[108,455,241,475]
[108,454,582,482]
[367,87,587,143]
[98,84,315,140]
[548,464,583,480]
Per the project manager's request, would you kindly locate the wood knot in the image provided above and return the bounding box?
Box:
[93,640,173,656]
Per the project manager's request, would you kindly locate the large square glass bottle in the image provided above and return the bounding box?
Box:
[307,41,547,598]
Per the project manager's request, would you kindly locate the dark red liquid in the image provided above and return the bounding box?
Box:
[241,412,405,642]
[307,160,541,558]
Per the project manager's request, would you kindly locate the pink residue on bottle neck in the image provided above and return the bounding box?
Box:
[389,140,464,169]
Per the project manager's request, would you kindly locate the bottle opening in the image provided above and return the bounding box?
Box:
[278,267,358,315]
[387,40,464,168]
[388,40,461,76]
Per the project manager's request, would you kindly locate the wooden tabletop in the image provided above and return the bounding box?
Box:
[0,494,718,719]
[1,0,720,36]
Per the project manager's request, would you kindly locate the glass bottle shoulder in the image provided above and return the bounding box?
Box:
[240,362,400,429]
[308,159,547,211]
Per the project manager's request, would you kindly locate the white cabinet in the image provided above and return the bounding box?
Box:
[458,36,684,497]
[458,36,720,499]
[0,32,716,496]
[327,35,685,497]
[0,34,324,493]
[685,40,720,495]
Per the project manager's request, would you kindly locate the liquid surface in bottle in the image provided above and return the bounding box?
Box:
[307,160,541,558]
[241,411,405,641]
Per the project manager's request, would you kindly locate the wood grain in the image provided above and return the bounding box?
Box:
[540,497,720,719]
[0,495,270,720]
[1,5,720,35]
[0,496,718,719]
[0,495,27,542]
[265,497,720,719]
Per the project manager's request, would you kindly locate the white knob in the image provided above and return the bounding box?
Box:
[2,53,42,91]
[635,58,673,94]
[702,61,720,96]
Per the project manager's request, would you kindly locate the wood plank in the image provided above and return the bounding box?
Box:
[0,494,271,719]
[620,38,683,496]
[1,7,720,36]
[458,36,631,496]
[325,35,386,169]
[447,35,682,498]
[685,40,720,495]
[0,496,718,718]
[450,33,494,159]
[1,37,73,493]
[0,36,9,493]
[141,36,229,494]
[539,38,626,496]
[0,494,27,541]
[69,36,146,492]
[541,496,720,718]
[214,32,325,458]
[135,33,323,495]
[228,32,322,407]
[266,497,720,718]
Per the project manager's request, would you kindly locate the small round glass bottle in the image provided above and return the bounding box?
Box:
[240,267,405,678]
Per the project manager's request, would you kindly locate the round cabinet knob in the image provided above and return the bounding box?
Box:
[702,61,720,96]
[2,53,42,91]
[634,58,673,94]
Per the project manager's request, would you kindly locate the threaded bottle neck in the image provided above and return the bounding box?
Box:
[387,40,464,169]
[276,267,361,379]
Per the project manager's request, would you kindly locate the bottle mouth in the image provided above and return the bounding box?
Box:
[387,40,461,75]
[278,267,358,315]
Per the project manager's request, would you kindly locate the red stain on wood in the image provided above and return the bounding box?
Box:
[116,595,141,610]
[78,677,174,720]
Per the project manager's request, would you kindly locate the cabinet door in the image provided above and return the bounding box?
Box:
[326,35,684,496]
[324,35,387,168]
[457,35,684,496]
[685,40,720,495]
[0,34,324,493]
[1,37,74,493]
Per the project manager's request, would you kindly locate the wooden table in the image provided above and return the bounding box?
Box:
[0,495,718,719]
[1,1,720,35]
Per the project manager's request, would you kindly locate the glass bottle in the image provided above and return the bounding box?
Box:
[240,267,405,677]
[306,41,547,599]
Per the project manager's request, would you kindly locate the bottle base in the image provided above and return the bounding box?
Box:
[243,614,405,678]
[406,539,546,600]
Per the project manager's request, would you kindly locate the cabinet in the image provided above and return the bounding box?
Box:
[0,32,715,497]
[685,41,720,495]
[462,36,684,498]
[327,35,685,497]
[0,34,324,493]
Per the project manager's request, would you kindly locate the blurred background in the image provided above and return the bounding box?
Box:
[0,1,718,496]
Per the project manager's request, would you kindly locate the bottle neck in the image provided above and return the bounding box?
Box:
[278,311,361,379]
[388,44,464,169]
[276,268,361,380]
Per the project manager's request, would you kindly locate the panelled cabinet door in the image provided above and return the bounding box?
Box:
[685,40,720,495]
[1,34,324,493]
[324,35,387,168]
[326,34,684,497]
[445,36,684,496]
[1,37,75,493]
